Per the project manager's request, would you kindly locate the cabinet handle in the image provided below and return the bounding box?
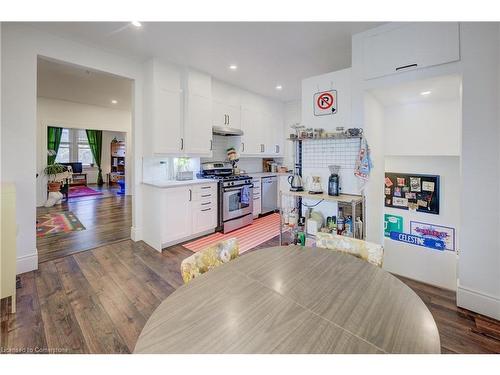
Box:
[189,189,192,201]
[227,114,230,125]
[241,142,245,152]
[201,201,211,206]
[275,145,279,153]
[395,63,417,71]
[210,139,213,151]
[181,138,184,150]
[201,208,211,212]
[201,194,211,197]
[261,144,265,153]
[201,186,211,190]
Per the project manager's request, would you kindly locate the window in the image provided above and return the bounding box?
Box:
[54,128,94,166]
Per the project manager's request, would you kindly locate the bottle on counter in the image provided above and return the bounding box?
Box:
[337,208,344,235]
[344,215,353,237]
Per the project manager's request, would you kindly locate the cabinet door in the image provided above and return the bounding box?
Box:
[263,112,284,156]
[363,22,459,80]
[162,187,192,244]
[184,94,213,155]
[192,203,217,233]
[153,88,182,154]
[212,100,228,127]
[226,104,241,129]
[240,108,262,156]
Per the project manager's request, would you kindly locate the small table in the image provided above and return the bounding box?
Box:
[134,246,440,354]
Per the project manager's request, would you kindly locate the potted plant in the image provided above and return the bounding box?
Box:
[44,163,68,192]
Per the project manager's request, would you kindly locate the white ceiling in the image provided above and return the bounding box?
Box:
[369,75,462,107]
[29,22,382,101]
[37,57,133,110]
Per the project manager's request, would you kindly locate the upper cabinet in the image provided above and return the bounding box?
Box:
[363,23,460,80]
[183,69,213,155]
[212,100,241,129]
[143,60,213,157]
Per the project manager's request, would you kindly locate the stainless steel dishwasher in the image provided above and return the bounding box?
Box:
[261,176,278,214]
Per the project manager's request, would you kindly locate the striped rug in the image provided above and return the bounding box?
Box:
[183,213,281,254]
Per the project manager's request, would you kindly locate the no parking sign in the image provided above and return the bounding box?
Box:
[314,90,337,116]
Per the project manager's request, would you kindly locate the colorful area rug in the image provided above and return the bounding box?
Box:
[183,213,281,254]
[36,211,86,238]
[69,185,103,198]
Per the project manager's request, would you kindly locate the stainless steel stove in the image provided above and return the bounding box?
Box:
[199,162,254,233]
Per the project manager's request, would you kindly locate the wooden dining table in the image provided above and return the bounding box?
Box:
[134,246,441,354]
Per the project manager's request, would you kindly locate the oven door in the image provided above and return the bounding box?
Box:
[223,185,253,221]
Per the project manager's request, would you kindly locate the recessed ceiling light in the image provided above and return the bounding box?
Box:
[275,85,283,90]
[111,100,118,104]
[420,91,431,96]
[131,21,142,28]
[229,64,238,70]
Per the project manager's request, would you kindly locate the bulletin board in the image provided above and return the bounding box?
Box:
[384,172,440,215]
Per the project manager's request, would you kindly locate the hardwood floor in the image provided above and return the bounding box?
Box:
[2,236,500,354]
[36,189,131,263]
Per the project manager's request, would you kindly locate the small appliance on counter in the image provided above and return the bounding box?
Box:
[288,173,304,192]
[328,165,341,196]
[307,176,323,194]
[176,171,194,181]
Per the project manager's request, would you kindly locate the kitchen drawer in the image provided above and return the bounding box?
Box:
[193,199,216,210]
[193,190,216,202]
[192,204,217,233]
[193,184,216,194]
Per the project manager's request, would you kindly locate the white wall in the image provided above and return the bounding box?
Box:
[1,24,143,274]
[384,156,460,290]
[384,99,461,156]
[352,22,500,319]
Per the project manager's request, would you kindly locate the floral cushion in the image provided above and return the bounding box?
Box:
[315,233,384,267]
[181,238,239,284]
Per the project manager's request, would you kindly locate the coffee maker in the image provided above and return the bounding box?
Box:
[328,165,340,196]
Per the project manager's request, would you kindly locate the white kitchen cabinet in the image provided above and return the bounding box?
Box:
[162,186,192,244]
[240,107,263,156]
[191,184,218,233]
[144,60,213,156]
[153,88,183,154]
[184,93,213,155]
[144,181,219,251]
[363,22,460,80]
[264,111,284,156]
[213,100,241,129]
[252,177,262,217]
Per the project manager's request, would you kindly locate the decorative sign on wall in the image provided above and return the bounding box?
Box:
[384,214,403,237]
[384,172,440,215]
[314,90,337,116]
[389,231,446,251]
[410,221,455,252]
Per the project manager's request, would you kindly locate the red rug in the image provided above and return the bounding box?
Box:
[69,185,103,198]
[183,213,281,254]
[36,211,86,238]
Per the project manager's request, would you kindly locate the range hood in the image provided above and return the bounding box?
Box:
[212,126,243,136]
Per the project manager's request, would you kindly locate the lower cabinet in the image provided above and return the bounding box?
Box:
[252,177,262,218]
[162,183,218,246]
[143,182,218,251]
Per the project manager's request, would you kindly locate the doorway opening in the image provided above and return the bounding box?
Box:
[36,57,133,263]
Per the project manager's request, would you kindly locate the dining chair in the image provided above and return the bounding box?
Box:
[315,232,384,267]
[180,237,239,283]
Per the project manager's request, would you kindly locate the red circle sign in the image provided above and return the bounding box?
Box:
[317,92,334,110]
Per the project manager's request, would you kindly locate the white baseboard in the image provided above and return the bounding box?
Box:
[457,285,500,320]
[17,250,38,274]
[130,226,142,242]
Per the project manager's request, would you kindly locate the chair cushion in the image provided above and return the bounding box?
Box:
[181,238,239,283]
[315,233,384,267]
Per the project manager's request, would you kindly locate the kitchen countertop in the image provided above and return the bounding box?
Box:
[247,172,291,178]
[142,179,218,188]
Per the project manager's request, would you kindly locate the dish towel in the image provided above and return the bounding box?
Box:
[240,186,250,205]
[354,137,373,188]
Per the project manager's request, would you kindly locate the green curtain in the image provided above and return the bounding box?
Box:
[85,129,104,185]
[47,126,63,165]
